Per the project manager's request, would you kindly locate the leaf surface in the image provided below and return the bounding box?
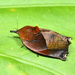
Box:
[0,6,75,75]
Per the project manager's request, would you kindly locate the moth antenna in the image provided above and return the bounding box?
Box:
[17,14,18,30]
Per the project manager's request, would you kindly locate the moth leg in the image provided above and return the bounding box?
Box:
[20,40,25,48]
[37,54,39,57]
[21,44,24,48]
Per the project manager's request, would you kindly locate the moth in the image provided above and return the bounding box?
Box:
[10,26,71,60]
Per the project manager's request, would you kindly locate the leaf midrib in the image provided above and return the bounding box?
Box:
[0,3,75,8]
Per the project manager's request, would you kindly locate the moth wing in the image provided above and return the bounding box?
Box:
[22,32,47,51]
[10,27,71,60]
[40,28,69,50]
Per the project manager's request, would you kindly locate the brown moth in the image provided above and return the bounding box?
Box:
[10,26,71,60]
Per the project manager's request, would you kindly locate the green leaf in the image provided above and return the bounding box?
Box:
[0,7,75,75]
